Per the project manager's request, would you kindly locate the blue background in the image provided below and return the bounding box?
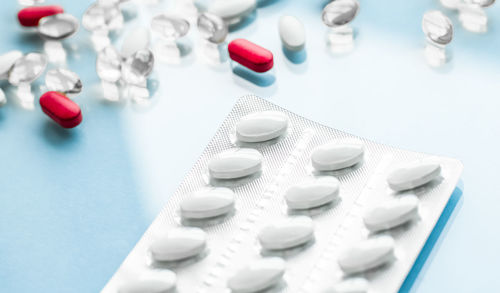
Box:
[0,0,499,292]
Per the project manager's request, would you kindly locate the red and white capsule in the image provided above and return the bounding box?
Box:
[40,91,82,128]
[17,5,64,27]
[228,39,273,73]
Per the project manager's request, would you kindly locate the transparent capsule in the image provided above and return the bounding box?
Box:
[8,53,47,86]
[0,50,23,80]
[151,14,190,41]
[121,27,151,58]
[38,13,79,40]
[197,12,227,44]
[82,2,124,32]
[121,49,154,85]
[322,0,360,27]
[464,0,495,7]
[422,11,453,45]
[18,0,45,6]
[45,68,82,96]
[96,46,122,82]
[0,88,6,106]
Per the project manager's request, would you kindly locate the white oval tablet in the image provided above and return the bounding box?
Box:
[121,27,151,58]
[235,111,288,143]
[363,195,419,232]
[149,228,207,262]
[209,0,257,25]
[322,278,369,293]
[180,187,235,219]
[322,0,360,27]
[337,236,395,274]
[227,257,285,293]
[422,10,453,45]
[279,15,306,51]
[285,177,340,209]
[258,216,314,250]
[0,50,22,80]
[38,13,79,40]
[387,162,441,191]
[119,273,176,293]
[208,148,262,179]
[311,143,364,171]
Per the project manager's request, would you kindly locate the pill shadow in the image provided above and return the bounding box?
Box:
[287,198,342,218]
[228,11,257,32]
[257,0,282,8]
[149,250,209,270]
[16,30,44,47]
[209,171,262,188]
[261,238,316,259]
[232,65,276,88]
[41,120,79,146]
[181,210,235,228]
[311,162,364,178]
[282,46,307,65]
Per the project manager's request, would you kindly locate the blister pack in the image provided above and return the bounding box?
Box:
[102,95,463,293]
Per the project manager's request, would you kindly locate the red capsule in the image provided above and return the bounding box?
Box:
[17,5,64,27]
[40,91,82,128]
[228,39,274,73]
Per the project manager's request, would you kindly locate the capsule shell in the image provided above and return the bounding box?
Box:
[39,91,82,128]
[18,5,64,27]
[228,39,273,73]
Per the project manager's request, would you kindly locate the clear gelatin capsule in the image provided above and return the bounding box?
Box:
[38,13,79,40]
[96,46,122,83]
[8,53,47,86]
[322,0,360,27]
[422,11,453,45]
[197,12,227,44]
[121,27,151,58]
[82,2,123,32]
[151,14,190,41]
[121,49,154,85]
[45,68,82,95]
[0,50,23,80]
[464,0,496,7]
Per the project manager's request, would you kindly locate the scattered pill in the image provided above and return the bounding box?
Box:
[285,177,340,209]
[8,53,47,86]
[151,14,190,41]
[121,27,151,58]
[0,50,23,80]
[311,143,364,171]
[322,0,360,27]
[0,88,6,107]
[39,91,82,128]
[118,273,177,293]
[180,187,235,219]
[227,257,285,293]
[121,49,154,85]
[37,13,79,40]
[387,161,441,191]
[208,148,262,180]
[322,278,369,293]
[149,228,207,262]
[235,111,288,143]
[82,2,123,32]
[258,216,314,250]
[197,12,228,44]
[96,46,122,83]
[279,15,306,51]
[17,5,64,27]
[363,195,419,232]
[338,236,395,274]
[45,68,82,96]
[228,39,273,73]
[422,11,453,45]
[464,0,495,7]
[209,0,257,26]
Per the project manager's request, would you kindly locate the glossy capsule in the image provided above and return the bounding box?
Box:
[39,91,82,128]
[228,39,273,73]
[18,5,64,27]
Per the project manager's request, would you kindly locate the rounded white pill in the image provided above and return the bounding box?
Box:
[363,195,419,232]
[235,111,288,143]
[279,15,306,51]
[387,161,441,191]
[151,14,190,41]
[322,0,360,27]
[311,143,364,171]
[208,148,263,179]
[209,0,257,25]
[149,228,206,262]
[8,53,47,86]
[197,12,228,44]
[0,50,23,80]
[258,216,314,250]
[285,177,340,209]
[121,27,151,58]
[38,13,79,40]
[227,257,285,293]
[422,11,453,45]
[180,187,235,219]
[118,273,176,293]
[337,236,395,274]
[322,278,369,293]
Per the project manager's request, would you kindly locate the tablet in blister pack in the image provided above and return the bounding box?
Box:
[102,95,463,293]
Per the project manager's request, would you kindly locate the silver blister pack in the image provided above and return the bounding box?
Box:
[102,95,463,293]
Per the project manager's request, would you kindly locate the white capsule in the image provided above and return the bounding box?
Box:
[45,68,82,95]
[151,14,190,41]
[387,161,441,191]
[37,13,79,40]
[180,187,235,219]
[8,53,47,86]
[118,273,177,293]
[311,143,364,171]
[279,15,306,51]
[235,111,288,143]
[121,27,151,58]
[464,0,495,7]
[208,148,262,179]
[82,2,123,32]
[0,88,6,107]
[209,0,257,26]
[96,46,122,82]
[322,278,369,293]
[121,49,154,85]
[363,195,419,232]
[197,12,228,44]
[258,216,314,250]
[422,11,453,45]
[322,0,360,27]
[285,177,340,209]
[0,50,23,80]
[149,228,206,262]
[227,257,285,293]
[338,236,395,274]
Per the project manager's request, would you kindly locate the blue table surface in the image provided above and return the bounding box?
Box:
[1,0,499,292]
